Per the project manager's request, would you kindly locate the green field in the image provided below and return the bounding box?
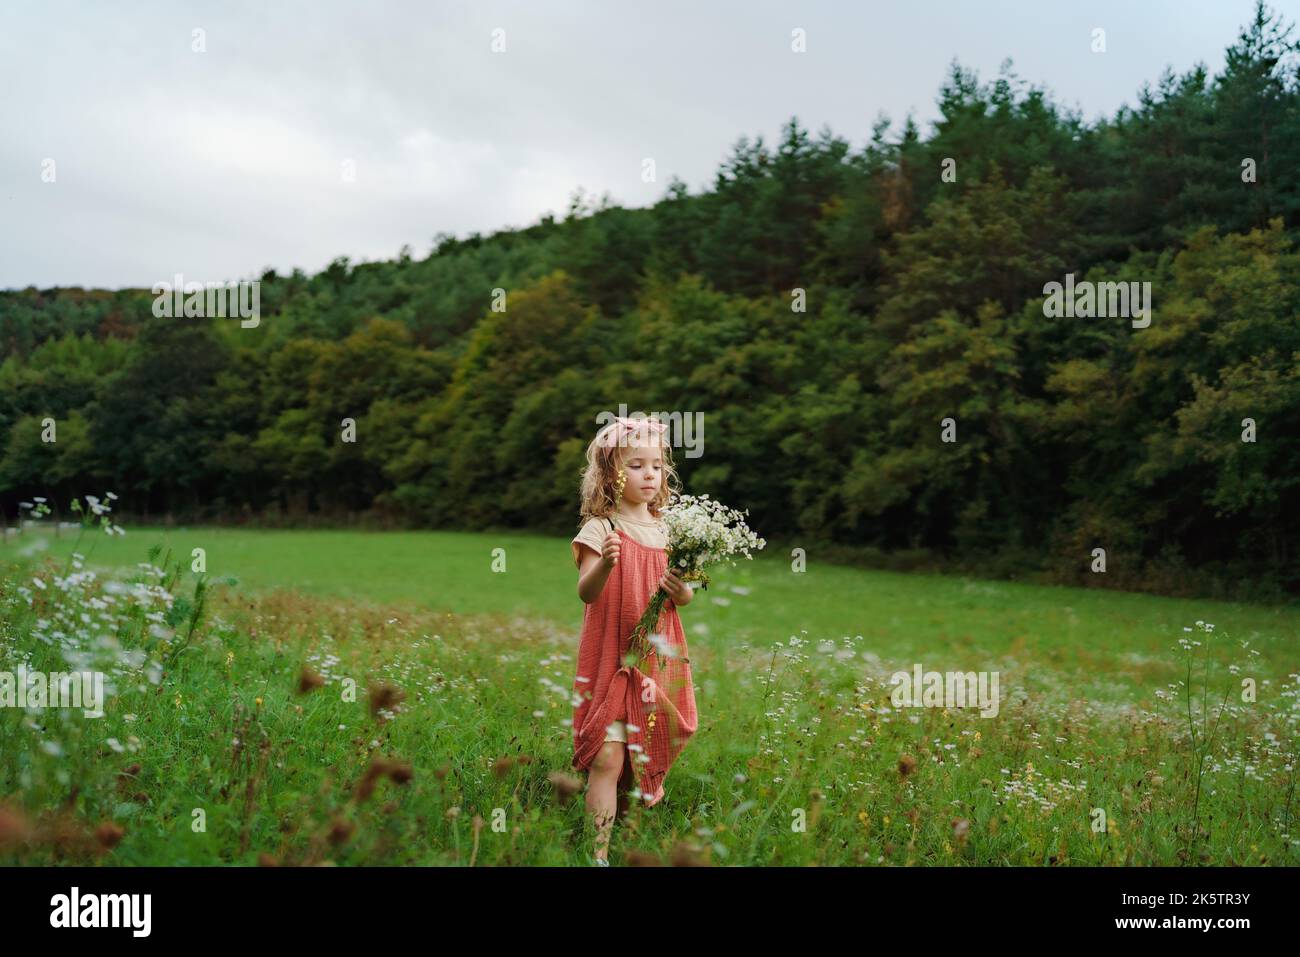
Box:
[2,524,1297,866]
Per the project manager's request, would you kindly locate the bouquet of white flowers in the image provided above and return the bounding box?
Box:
[625,493,765,666]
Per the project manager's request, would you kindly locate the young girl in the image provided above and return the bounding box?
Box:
[569,415,698,865]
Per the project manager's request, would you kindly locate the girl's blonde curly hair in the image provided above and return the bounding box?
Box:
[578,416,680,526]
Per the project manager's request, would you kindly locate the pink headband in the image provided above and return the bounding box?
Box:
[599,415,667,447]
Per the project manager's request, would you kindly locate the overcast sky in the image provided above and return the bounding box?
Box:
[0,0,1279,290]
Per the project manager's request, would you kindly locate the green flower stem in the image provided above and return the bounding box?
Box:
[626,588,670,666]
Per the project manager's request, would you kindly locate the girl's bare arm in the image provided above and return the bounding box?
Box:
[577,532,621,603]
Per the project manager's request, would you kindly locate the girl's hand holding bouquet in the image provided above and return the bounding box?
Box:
[657,568,692,605]
[625,492,765,666]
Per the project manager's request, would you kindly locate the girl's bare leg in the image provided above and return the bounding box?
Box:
[585,741,625,862]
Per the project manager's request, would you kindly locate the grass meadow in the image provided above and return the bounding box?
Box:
[1,518,1298,866]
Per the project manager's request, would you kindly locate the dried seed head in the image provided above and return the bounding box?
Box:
[368,682,405,717]
[0,803,31,848]
[95,821,125,850]
[327,817,355,846]
[547,771,583,803]
[298,667,325,694]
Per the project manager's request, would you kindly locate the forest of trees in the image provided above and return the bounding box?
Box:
[2,3,1298,600]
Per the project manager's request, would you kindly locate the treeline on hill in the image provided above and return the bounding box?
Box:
[1,3,1299,600]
